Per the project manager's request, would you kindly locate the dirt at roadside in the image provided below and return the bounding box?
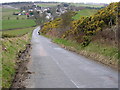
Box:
[10,44,32,89]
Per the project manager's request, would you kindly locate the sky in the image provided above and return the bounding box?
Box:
[1,0,120,3]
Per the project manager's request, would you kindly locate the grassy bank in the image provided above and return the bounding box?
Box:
[45,36,118,69]
[53,38,118,59]
[1,27,34,88]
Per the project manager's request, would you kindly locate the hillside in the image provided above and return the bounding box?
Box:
[72,9,98,20]
[40,2,120,69]
[41,2,119,45]
[70,3,105,8]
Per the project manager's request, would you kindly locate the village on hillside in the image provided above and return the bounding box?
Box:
[13,3,82,20]
[2,2,106,23]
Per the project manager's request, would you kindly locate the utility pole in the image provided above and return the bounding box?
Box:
[118,2,120,64]
[115,3,118,44]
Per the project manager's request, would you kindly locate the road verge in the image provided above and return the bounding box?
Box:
[42,34,119,70]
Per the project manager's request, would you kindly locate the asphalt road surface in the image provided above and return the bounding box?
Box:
[26,27,118,88]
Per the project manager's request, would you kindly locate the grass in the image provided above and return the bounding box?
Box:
[2,27,35,37]
[42,34,118,60]
[0,41,2,88]
[1,8,36,30]
[72,9,98,20]
[2,8,25,20]
[2,8,19,12]
[2,15,27,20]
[1,28,33,88]
[1,7,35,88]
[2,19,36,30]
[37,3,59,7]
[52,38,118,60]
[70,3,105,8]
[83,43,118,59]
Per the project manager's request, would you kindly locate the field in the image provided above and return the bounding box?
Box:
[72,9,98,20]
[36,3,60,7]
[2,19,36,30]
[2,27,35,37]
[1,7,36,30]
[36,3,105,8]
[2,8,25,20]
[70,3,105,8]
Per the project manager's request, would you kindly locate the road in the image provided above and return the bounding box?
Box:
[26,27,118,88]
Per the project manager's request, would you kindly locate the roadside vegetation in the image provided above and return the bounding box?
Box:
[1,27,34,88]
[40,2,120,69]
[1,7,36,88]
[52,38,118,67]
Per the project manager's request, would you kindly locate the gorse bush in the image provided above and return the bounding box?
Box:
[41,2,120,46]
[40,18,62,34]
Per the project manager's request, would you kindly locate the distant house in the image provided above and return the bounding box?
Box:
[26,13,29,17]
[46,12,52,20]
[28,9,33,12]
[36,6,41,11]
[22,10,26,13]
[18,13,21,15]
[46,15,50,19]
[13,12,19,15]
[43,9,48,12]
[26,13,29,15]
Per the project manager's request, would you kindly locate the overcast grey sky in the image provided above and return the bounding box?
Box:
[1,0,120,3]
